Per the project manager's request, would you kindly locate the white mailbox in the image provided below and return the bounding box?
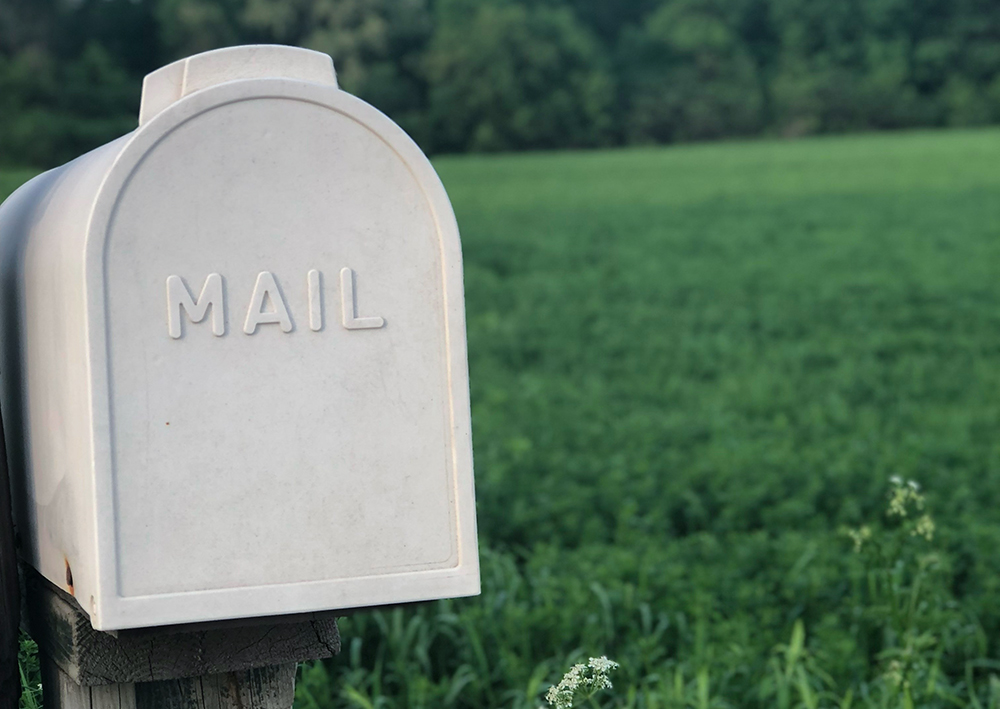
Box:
[0,45,479,630]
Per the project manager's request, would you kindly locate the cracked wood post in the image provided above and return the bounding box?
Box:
[41,659,297,709]
[25,571,340,709]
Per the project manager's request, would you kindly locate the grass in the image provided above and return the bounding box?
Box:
[5,127,1000,707]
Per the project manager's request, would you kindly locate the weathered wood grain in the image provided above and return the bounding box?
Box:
[23,569,338,686]
[42,655,295,709]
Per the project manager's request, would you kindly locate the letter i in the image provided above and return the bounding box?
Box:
[307,269,322,331]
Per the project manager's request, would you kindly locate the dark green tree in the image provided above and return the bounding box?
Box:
[1,0,1000,166]
[620,0,765,143]
[0,0,142,166]
[425,0,615,152]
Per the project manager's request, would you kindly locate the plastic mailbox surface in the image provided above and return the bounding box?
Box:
[0,45,479,630]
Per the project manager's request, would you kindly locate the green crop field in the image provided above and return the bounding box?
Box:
[6,128,1000,708]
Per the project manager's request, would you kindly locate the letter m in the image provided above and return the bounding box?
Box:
[166,274,224,338]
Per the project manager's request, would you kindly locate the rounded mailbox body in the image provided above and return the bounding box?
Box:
[0,46,479,630]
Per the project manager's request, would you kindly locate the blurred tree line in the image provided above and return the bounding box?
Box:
[2,0,1000,166]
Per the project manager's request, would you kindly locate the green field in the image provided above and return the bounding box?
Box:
[6,129,1000,708]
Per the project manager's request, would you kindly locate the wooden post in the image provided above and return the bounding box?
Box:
[0,409,20,709]
[24,571,339,709]
[41,657,296,709]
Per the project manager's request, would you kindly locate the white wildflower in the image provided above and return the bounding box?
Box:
[545,664,585,709]
[888,477,925,518]
[545,656,618,708]
[588,656,619,675]
[846,525,872,553]
[912,514,935,541]
[586,657,618,690]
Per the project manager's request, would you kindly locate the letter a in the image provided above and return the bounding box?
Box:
[167,274,224,338]
[244,271,293,334]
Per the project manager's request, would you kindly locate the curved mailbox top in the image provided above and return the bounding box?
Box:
[139,45,338,124]
[0,45,479,630]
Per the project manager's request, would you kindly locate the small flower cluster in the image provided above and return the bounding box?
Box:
[912,513,935,541]
[846,524,872,553]
[545,656,619,709]
[887,476,935,541]
[884,659,909,690]
[888,476,923,518]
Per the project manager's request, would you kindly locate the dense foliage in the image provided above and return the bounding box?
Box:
[304,127,1000,706]
[3,0,1000,166]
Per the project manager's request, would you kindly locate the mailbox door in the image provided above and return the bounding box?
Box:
[85,78,478,629]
